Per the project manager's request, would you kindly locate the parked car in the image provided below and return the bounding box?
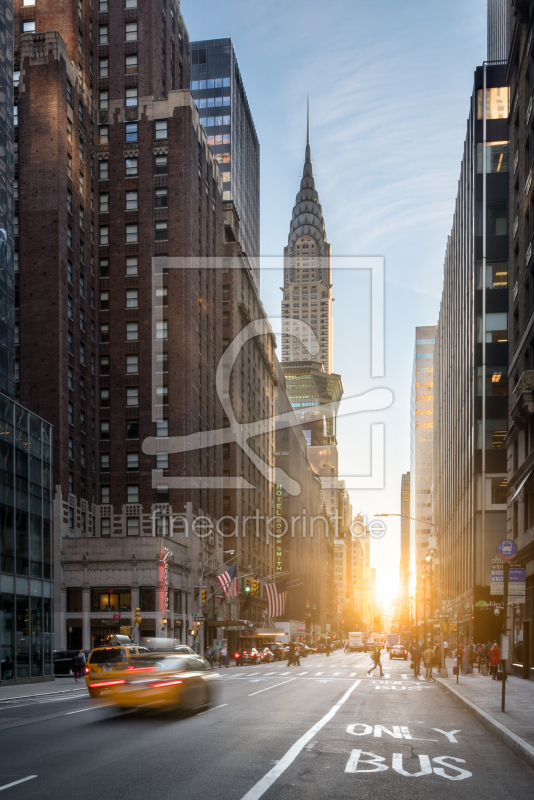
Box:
[389,645,409,660]
[260,648,274,663]
[235,648,261,666]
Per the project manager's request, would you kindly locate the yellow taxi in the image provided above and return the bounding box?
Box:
[85,636,147,697]
[105,652,220,711]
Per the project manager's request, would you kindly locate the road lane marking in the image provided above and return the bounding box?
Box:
[333,672,340,676]
[240,680,361,800]
[66,704,112,714]
[264,672,277,676]
[197,704,228,716]
[349,673,356,677]
[279,672,292,676]
[298,672,308,676]
[248,679,295,696]
[315,672,323,676]
[0,776,37,792]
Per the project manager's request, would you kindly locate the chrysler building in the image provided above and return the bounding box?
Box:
[281,112,333,373]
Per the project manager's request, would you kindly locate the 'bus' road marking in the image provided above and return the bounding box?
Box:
[240,680,361,800]
[249,679,295,697]
[0,776,37,792]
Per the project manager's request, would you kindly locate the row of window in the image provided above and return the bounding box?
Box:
[100,385,168,407]
[191,78,231,90]
[98,22,138,44]
[100,451,168,471]
[196,96,231,109]
[99,485,169,506]
[100,288,167,309]
[99,222,169,244]
[199,116,230,128]
[99,256,139,277]
[99,189,169,212]
[98,156,166,179]
[100,321,167,342]
[99,418,168,441]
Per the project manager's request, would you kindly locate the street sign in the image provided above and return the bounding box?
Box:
[496,540,518,562]
[501,634,510,660]
[509,566,526,596]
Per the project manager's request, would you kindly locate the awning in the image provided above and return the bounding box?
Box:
[510,467,534,503]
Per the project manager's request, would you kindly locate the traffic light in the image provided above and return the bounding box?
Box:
[251,580,259,596]
[201,589,207,605]
[245,579,251,594]
[189,628,197,637]
[133,607,142,624]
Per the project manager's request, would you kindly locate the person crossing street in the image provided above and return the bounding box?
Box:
[367,645,383,676]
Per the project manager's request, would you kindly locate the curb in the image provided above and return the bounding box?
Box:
[436,678,534,770]
[0,687,88,703]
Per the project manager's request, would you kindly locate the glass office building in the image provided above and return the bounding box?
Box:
[0,0,15,398]
[190,39,260,286]
[0,394,54,682]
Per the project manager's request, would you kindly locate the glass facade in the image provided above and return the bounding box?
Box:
[190,39,260,286]
[0,0,15,398]
[0,394,53,680]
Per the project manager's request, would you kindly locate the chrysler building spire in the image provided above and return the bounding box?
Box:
[281,107,333,373]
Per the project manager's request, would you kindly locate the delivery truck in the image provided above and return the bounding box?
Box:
[348,632,364,652]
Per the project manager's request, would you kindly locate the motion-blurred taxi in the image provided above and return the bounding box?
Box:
[104,653,219,711]
[85,637,141,697]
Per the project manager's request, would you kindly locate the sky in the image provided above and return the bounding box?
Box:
[183,0,488,606]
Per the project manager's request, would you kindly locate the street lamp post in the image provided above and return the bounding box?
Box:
[199,550,235,658]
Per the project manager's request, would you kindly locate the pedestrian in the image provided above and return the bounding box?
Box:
[423,644,434,679]
[219,645,227,667]
[73,649,86,682]
[205,646,214,669]
[410,644,422,677]
[433,643,441,673]
[489,641,501,680]
[443,639,449,658]
[367,646,383,676]
[294,643,301,667]
[326,641,331,658]
[287,641,296,667]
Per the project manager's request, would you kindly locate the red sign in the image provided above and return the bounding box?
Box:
[112,613,121,620]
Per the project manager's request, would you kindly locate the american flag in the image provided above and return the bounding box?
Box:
[216,563,238,598]
[265,578,287,618]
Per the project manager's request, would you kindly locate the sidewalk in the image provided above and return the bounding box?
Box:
[0,677,88,702]
[436,657,534,768]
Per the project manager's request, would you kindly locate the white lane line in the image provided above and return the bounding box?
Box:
[248,679,295,697]
[197,703,228,716]
[349,673,356,677]
[315,672,323,676]
[297,672,308,676]
[66,704,112,715]
[332,672,340,676]
[240,680,361,800]
[264,672,277,676]
[0,776,37,792]
[279,672,292,676]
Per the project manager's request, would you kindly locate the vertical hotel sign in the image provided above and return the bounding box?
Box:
[275,484,283,573]
[159,546,172,611]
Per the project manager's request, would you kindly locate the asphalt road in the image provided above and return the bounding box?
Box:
[0,650,532,799]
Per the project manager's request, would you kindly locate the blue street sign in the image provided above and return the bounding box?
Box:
[496,540,518,562]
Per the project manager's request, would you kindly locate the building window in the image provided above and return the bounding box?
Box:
[156,320,168,339]
[99,226,109,245]
[99,193,109,213]
[126,224,138,243]
[126,419,139,439]
[80,309,85,331]
[126,289,138,308]
[68,402,74,425]
[100,355,110,374]
[100,388,110,407]
[67,226,73,249]
[154,120,167,140]
[23,20,36,32]
[100,323,110,343]
[99,125,109,145]
[80,342,85,365]
[99,25,108,44]
[155,386,168,405]
[68,507,75,529]
[100,518,111,536]
[125,191,138,210]
[127,485,139,503]
[67,295,73,319]
[99,0,108,11]
[125,22,138,41]
[125,87,138,107]
[101,485,110,504]
[100,420,110,440]
[126,387,139,406]
[127,517,140,535]
[67,118,73,142]
[126,322,139,341]
[100,258,110,277]
[125,122,138,142]
[125,0,137,6]
[67,79,73,106]
[67,330,74,355]
[126,354,139,373]
[156,419,168,437]
[154,155,168,175]
[156,485,169,502]
[126,257,138,275]
[68,437,74,459]
[125,157,138,176]
[100,291,109,310]
[99,58,109,78]
[68,366,74,390]
[155,188,168,208]
[155,221,168,240]
[125,54,138,74]
[155,287,168,306]
[156,452,169,470]
[101,453,110,471]
[126,452,139,470]
[80,445,86,468]
[99,90,109,110]
[476,312,508,343]
[99,160,109,180]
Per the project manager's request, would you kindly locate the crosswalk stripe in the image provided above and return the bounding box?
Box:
[349,672,356,677]
[280,672,292,676]
[315,672,323,676]
[333,672,340,676]
[265,672,277,676]
[298,672,308,676]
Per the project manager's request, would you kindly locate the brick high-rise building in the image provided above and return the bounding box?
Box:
[14,0,227,650]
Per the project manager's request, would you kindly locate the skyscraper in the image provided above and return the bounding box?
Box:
[410,326,436,625]
[434,62,509,646]
[190,39,260,285]
[281,111,332,373]
[400,471,410,612]
[0,0,15,399]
